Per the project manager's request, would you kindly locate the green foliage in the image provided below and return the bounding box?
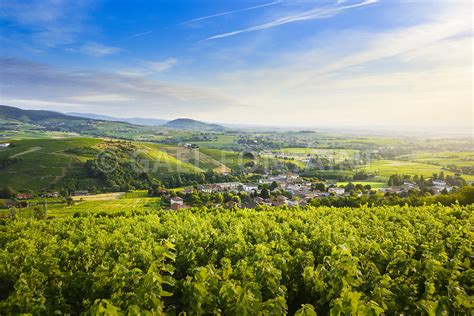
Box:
[0,187,16,199]
[0,215,175,314]
[64,146,100,156]
[312,182,326,191]
[32,206,47,220]
[310,186,474,208]
[260,188,270,199]
[0,157,21,169]
[0,204,473,314]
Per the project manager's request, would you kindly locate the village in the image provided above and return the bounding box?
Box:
[2,170,465,214]
[164,173,458,210]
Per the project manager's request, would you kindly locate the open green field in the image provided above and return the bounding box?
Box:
[276,148,359,155]
[192,134,237,149]
[331,136,402,146]
[302,158,474,182]
[0,197,161,218]
[274,148,361,163]
[198,148,252,170]
[336,181,386,189]
[61,197,161,214]
[400,152,474,167]
[363,160,474,181]
[0,130,82,140]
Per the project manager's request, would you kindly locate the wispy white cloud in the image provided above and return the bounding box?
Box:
[68,94,131,102]
[144,58,178,72]
[0,57,238,117]
[207,0,378,40]
[0,99,86,109]
[79,42,121,57]
[128,31,152,39]
[114,58,179,78]
[0,0,92,47]
[203,2,472,127]
[181,1,282,25]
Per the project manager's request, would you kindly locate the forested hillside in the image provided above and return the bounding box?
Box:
[1,205,472,314]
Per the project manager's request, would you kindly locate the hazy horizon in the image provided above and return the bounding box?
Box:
[0,0,472,129]
[1,103,472,137]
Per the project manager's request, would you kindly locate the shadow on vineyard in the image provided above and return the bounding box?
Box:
[0,205,472,314]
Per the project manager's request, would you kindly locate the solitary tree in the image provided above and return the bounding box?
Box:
[260,188,270,199]
[312,182,326,192]
[0,186,16,198]
[270,181,279,191]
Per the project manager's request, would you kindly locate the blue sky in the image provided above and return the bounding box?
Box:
[0,0,472,128]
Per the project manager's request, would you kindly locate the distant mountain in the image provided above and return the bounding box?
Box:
[0,105,147,138]
[66,112,120,122]
[164,118,225,131]
[0,105,85,122]
[67,112,167,126]
[1,105,224,135]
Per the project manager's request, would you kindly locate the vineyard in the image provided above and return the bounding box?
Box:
[0,205,472,314]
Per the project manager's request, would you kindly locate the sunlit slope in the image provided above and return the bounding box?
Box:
[140,144,204,174]
[0,138,102,190]
[0,139,208,190]
[144,144,232,174]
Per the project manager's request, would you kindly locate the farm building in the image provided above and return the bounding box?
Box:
[170,197,184,210]
[272,195,288,206]
[328,187,345,196]
[16,193,33,199]
[73,190,89,196]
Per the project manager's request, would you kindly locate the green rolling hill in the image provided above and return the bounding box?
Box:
[0,105,154,139]
[163,118,225,131]
[0,105,86,122]
[0,137,234,192]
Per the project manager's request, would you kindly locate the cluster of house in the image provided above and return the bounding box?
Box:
[246,195,307,208]
[169,193,308,210]
[15,193,34,200]
[379,180,452,195]
[183,143,199,149]
[72,190,91,196]
[167,173,350,210]
[193,173,347,199]
[15,191,60,200]
[170,196,184,210]
[15,190,97,200]
[168,174,461,210]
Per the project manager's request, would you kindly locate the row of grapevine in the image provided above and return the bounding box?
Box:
[0,204,472,314]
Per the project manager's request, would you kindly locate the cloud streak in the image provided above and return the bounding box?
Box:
[79,42,121,57]
[144,58,178,72]
[207,3,472,127]
[207,0,378,40]
[128,31,152,39]
[181,0,282,25]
